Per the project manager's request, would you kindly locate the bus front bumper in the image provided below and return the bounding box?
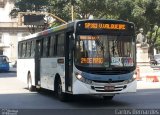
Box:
[72,79,137,95]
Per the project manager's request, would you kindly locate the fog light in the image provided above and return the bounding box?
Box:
[77,74,82,80]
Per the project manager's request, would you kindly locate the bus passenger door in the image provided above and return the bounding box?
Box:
[35,40,42,86]
[65,32,73,92]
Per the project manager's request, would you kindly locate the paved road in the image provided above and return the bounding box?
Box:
[0,71,160,115]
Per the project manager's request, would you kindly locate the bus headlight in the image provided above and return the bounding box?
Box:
[124,76,136,84]
[75,72,92,84]
[133,73,137,79]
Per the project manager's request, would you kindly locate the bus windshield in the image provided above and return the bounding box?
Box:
[75,35,135,68]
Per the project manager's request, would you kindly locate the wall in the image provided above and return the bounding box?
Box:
[0,0,29,63]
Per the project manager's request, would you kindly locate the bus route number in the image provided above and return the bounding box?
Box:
[81,58,103,64]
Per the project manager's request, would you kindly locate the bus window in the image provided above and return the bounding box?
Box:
[43,36,51,57]
[75,35,109,67]
[30,41,35,58]
[43,38,47,57]
[26,42,31,57]
[75,35,134,67]
[22,42,27,58]
[39,39,43,57]
[109,37,133,57]
[57,34,64,57]
[46,36,51,57]
[18,43,22,58]
[49,36,56,56]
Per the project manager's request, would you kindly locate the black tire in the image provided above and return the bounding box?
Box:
[103,96,114,101]
[27,73,34,91]
[56,78,67,101]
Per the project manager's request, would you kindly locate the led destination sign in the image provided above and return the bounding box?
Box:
[80,36,99,40]
[84,23,126,30]
[81,58,104,64]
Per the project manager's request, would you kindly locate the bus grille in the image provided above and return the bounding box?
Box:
[91,85,127,92]
[92,80,125,83]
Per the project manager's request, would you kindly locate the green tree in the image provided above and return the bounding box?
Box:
[129,0,160,55]
[49,0,107,21]
[143,0,160,55]
[74,0,107,19]
[10,0,50,18]
[49,0,71,22]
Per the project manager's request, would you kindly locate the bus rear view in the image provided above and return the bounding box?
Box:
[73,20,136,100]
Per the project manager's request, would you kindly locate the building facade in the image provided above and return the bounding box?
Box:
[0,0,29,63]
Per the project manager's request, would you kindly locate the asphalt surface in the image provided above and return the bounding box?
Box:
[1,69,160,115]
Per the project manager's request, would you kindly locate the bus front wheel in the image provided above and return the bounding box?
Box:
[56,78,67,101]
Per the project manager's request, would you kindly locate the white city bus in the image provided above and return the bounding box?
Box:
[17,19,137,101]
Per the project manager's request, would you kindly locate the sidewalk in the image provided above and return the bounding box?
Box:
[137,65,160,82]
[137,80,160,89]
[10,67,160,90]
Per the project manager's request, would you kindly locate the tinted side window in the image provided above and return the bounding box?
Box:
[18,41,35,58]
[26,42,31,58]
[46,36,51,57]
[31,41,35,58]
[43,38,47,57]
[22,42,27,58]
[50,35,57,56]
[18,43,22,58]
[43,36,51,57]
[57,34,65,56]
[40,39,43,57]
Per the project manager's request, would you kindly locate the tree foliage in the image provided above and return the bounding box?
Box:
[15,0,49,11]
[10,0,50,18]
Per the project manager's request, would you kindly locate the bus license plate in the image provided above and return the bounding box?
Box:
[105,86,114,91]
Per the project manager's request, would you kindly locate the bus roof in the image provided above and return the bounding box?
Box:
[20,21,74,41]
[19,19,134,41]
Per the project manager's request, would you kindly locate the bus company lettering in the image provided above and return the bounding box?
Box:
[111,57,123,66]
[80,36,99,40]
[85,23,126,30]
[81,58,103,64]
[111,57,133,66]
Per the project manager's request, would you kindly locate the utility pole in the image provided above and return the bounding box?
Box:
[71,0,74,21]
[71,5,74,21]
